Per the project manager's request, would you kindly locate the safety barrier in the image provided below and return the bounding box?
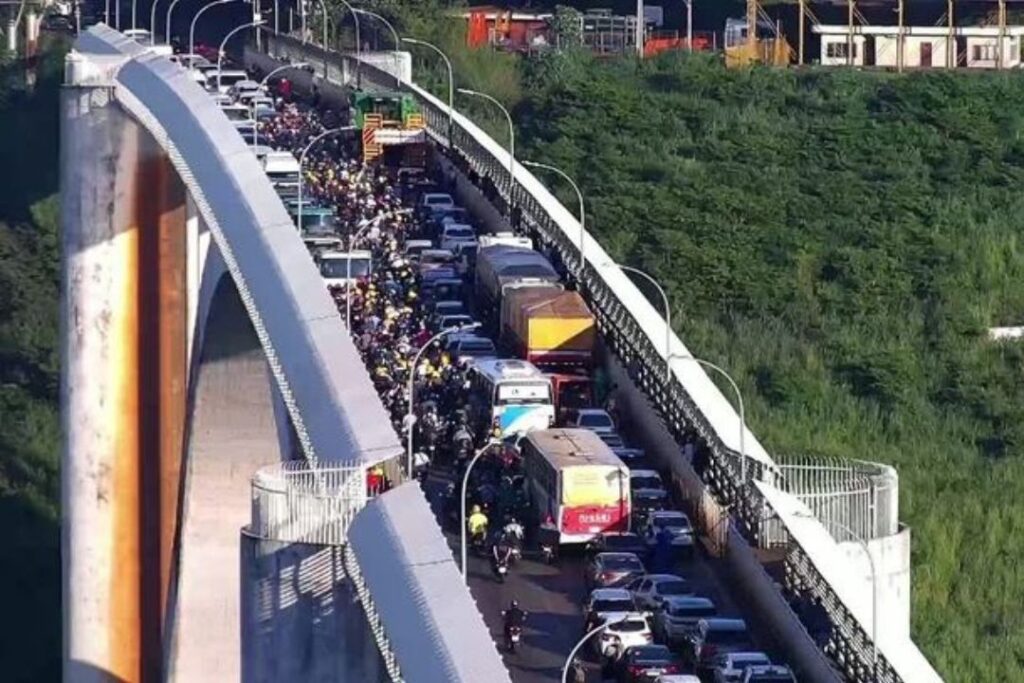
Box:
[260,33,940,683]
[250,461,370,545]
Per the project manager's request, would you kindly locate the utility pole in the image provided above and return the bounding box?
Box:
[998,0,1006,70]
[747,0,757,58]
[847,0,855,67]
[897,0,904,73]
[947,0,955,68]
[636,0,644,58]
[798,0,805,65]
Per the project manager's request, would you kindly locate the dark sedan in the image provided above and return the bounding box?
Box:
[611,644,685,682]
[584,552,647,590]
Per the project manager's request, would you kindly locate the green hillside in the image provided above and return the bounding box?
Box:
[514,51,1024,682]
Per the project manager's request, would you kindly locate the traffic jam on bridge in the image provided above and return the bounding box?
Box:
[177,38,799,683]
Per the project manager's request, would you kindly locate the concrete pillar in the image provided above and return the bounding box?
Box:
[62,77,144,683]
[62,56,188,683]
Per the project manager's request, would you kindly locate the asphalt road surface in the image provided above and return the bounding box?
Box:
[425,464,766,683]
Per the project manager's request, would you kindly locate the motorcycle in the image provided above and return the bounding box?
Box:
[540,541,556,565]
[492,544,512,583]
[505,624,522,653]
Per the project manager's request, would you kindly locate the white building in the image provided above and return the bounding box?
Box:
[813,25,1024,69]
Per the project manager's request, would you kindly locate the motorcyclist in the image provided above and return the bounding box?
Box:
[503,515,525,545]
[537,513,560,563]
[501,599,527,644]
[467,504,488,545]
[491,537,513,578]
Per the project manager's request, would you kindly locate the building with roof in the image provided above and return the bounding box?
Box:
[813,23,1024,68]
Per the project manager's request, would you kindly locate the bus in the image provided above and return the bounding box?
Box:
[467,359,554,438]
[316,250,373,288]
[520,428,631,544]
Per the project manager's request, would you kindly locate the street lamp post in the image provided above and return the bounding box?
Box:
[403,37,454,146]
[216,19,265,92]
[164,0,187,45]
[460,439,501,583]
[150,0,161,42]
[605,262,671,377]
[799,514,879,681]
[189,0,238,64]
[354,8,401,84]
[457,88,515,205]
[345,215,384,329]
[297,126,354,236]
[668,353,747,486]
[253,61,311,148]
[522,160,585,276]
[407,323,482,476]
[561,617,627,683]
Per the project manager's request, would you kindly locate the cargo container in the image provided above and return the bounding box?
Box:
[474,245,561,319]
[502,288,596,367]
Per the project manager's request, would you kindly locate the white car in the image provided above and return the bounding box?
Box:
[644,510,695,553]
[628,573,693,611]
[592,612,652,659]
[655,676,701,683]
[570,408,616,435]
[439,222,476,251]
[417,192,455,216]
[741,665,796,683]
[582,587,635,630]
[711,651,772,683]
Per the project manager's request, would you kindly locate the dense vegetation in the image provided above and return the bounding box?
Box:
[515,53,1024,682]
[378,3,1024,677]
[0,44,64,682]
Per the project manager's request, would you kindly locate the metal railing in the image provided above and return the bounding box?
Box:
[258,34,926,683]
[251,461,371,545]
[762,456,899,547]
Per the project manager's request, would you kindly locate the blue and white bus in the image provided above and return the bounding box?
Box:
[467,359,555,438]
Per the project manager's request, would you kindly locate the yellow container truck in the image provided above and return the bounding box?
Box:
[501,288,596,368]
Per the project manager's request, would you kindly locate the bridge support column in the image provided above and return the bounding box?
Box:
[62,61,189,683]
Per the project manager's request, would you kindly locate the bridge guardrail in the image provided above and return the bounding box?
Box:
[261,33,934,683]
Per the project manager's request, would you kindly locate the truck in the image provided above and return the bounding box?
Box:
[474,245,561,322]
[501,289,596,368]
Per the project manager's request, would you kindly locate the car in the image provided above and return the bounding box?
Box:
[302,235,343,258]
[627,574,693,612]
[653,596,717,645]
[227,79,262,100]
[588,532,650,561]
[416,192,456,219]
[611,644,684,682]
[423,278,464,305]
[452,240,479,276]
[613,447,648,466]
[593,613,653,659]
[220,103,255,123]
[740,665,796,683]
[582,587,636,631]
[599,432,627,449]
[429,205,472,232]
[710,651,772,683]
[41,13,73,31]
[403,239,433,262]
[479,232,532,249]
[654,676,700,683]
[631,469,669,515]
[436,314,475,333]
[571,407,616,435]
[686,618,752,671]
[418,248,457,274]
[585,552,646,590]
[644,510,695,555]
[447,335,496,365]
[429,299,467,322]
[438,222,477,251]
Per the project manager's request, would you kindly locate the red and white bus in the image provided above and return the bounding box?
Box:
[521,428,631,544]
